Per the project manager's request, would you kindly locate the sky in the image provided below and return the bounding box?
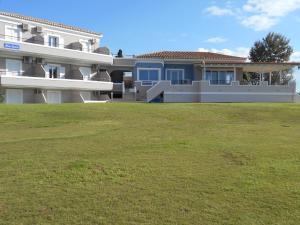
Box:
[0,0,300,90]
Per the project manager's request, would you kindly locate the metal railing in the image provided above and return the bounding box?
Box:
[170,80,191,85]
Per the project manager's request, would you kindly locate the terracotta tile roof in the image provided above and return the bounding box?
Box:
[0,11,101,36]
[137,51,247,61]
[205,62,300,65]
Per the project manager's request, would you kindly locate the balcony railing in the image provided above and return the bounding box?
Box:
[169,80,191,85]
[0,34,113,65]
[0,73,113,91]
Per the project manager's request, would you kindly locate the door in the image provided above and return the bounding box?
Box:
[47,91,61,104]
[6,59,22,76]
[48,65,59,79]
[166,69,184,84]
[6,89,23,104]
[48,35,59,47]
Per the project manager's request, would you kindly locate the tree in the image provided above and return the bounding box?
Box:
[249,32,293,62]
[247,32,294,84]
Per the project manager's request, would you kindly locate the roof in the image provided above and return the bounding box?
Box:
[0,11,101,36]
[205,62,300,65]
[137,51,247,61]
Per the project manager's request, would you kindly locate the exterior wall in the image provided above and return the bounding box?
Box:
[135,81,152,101]
[194,66,203,81]
[0,20,100,51]
[23,89,35,103]
[0,14,113,104]
[0,57,5,74]
[200,81,295,103]
[295,95,300,103]
[236,67,243,82]
[0,56,94,80]
[146,81,296,103]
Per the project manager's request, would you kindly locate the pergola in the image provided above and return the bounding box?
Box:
[199,62,300,84]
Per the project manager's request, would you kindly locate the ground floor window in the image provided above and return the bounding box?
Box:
[205,70,234,85]
[137,68,160,85]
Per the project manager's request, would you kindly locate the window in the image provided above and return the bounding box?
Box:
[48,65,59,79]
[137,68,160,85]
[48,35,59,47]
[80,40,92,52]
[6,59,22,76]
[205,70,234,85]
[138,69,160,81]
[5,25,21,42]
[166,69,185,84]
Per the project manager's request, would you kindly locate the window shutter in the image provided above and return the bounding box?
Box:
[59,66,65,78]
[59,37,64,49]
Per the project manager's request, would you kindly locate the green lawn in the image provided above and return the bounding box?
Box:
[0,103,300,225]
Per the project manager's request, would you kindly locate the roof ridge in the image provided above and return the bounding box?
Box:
[0,11,101,36]
[137,51,247,60]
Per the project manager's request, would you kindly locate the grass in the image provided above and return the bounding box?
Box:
[0,103,300,225]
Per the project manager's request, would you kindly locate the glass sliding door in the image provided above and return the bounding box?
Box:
[166,69,185,84]
[205,70,234,85]
[48,65,59,79]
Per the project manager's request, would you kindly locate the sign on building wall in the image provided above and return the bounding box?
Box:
[4,43,20,50]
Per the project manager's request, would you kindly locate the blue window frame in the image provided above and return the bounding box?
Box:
[206,70,234,85]
[138,69,160,81]
[166,69,186,84]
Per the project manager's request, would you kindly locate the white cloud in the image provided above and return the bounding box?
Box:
[291,52,300,61]
[205,37,228,43]
[243,0,300,17]
[198,47,300,62]
[205,6,234,16]
[241,15,277,31]
[204,0,300,31]
[198,47,250,58]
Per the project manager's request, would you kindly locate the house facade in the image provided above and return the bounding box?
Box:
[111,51,300,103]
[0,12,113,104]
[0,11,299,104]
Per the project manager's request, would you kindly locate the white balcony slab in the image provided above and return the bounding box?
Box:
[0,75,113,91]
[0,39,113,65]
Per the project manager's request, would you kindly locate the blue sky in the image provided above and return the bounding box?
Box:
[1,0,300,90]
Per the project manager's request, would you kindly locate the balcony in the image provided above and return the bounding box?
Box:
[0,75,113,91]
[0,38,113,65]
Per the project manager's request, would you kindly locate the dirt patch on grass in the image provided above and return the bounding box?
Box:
[222,151,251,166]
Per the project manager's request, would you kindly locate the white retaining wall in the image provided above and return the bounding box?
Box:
[148,81,296,103]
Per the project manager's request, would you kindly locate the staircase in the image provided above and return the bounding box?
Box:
[146,81,171,102]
